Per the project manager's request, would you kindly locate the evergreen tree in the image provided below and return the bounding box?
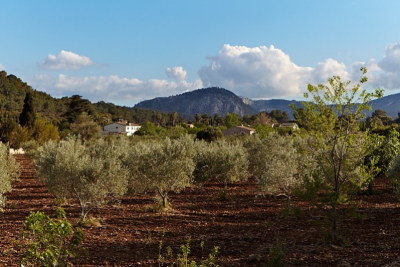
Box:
[19,92,36,128]
[63,95,94,123]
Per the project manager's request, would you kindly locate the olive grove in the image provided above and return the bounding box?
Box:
[0,143,20,211]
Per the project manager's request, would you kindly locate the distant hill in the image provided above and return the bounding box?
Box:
[369,93,400,119]
[134,87,258,118]
[242,98,304,118]
[245,93,400,119]
[135,86,400,120]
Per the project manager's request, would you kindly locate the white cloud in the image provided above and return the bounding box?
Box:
[378,43,400,73]
[166,66,203,90]
[0,64,4,70]
[34,43,400,105]
[39,50,93,70]
[349,60,379,84]
[166,66,187,83]
[373,72,400,90]
[310,58,349,84]
[30,66,202,104]
[198,44,352,99]
[369,43,400,89]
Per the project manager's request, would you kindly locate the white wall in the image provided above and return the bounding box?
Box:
[103,123,141,136]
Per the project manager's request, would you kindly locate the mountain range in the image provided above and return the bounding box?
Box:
[135,87,400,119]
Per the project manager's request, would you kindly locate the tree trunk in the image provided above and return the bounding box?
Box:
[157,188,168,208]
[81,206,87,222]
[162,195,167,208]
[286,196,291,215]
[368,181,374,195]
[332,202,337,240]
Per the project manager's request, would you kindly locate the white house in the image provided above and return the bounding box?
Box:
[102,121,141,136]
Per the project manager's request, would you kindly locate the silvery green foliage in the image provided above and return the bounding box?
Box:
[36,137,86,201]
[243,135,265,179]
[36,136,129,220]
[257,133,301,212]
[294,135,321,179]
[126,135,196,207]
[194,139,249,188]
[244,134,313,183]
[0,143,20,211]
[21,140,40,162]
[388,154,400,195]
[86,138,129,195]
[193,140,215,187]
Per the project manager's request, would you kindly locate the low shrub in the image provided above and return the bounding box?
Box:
[19,207,87,266]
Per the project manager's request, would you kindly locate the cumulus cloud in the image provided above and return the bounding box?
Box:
[349,60,379,84]
[310,58,349,84]
[0,64,4,70]
[198,44,352,99]
[34,43,400,104]
[378,43,400,73]
[166,66,203,90]
[39,50,93,70]
[166,66,187,83]
[30,66,202,104]
[369,43,400,89]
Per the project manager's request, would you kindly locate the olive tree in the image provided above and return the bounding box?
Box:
[193,139,248,196]
[36,136,129,221]
[257,134,302,214]
[388,152,400,195]
[292,68,383,239]
[364,128,400,193]
[0,143,20,211]
[243,135,265,179]
[126,135,196,209]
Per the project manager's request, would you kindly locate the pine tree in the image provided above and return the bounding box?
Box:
[63,95,94,123]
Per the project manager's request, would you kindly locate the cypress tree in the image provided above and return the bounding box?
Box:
[19,92,36,128]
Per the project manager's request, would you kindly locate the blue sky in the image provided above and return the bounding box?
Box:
[1,0,400,106]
